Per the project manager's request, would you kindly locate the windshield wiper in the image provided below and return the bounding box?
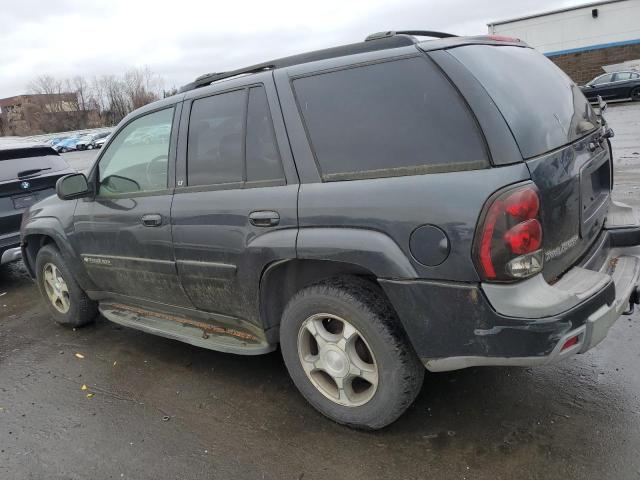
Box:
[17,167,51,178]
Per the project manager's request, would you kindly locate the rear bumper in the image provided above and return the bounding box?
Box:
[381,202,640,372]
[0,232,21,265]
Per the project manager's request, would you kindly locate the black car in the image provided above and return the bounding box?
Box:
[1,143,74,266]
[20,31,640,429]
[580,70,640,102]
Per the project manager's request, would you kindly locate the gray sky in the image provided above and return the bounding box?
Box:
[0,0,586,99]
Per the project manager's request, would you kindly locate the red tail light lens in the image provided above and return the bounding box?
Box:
[487,35,521,43]
[475,183,543,281]
[504,219,542,254]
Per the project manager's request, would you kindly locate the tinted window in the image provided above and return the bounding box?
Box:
[98,108,173,196]
[592,74,613,85]
[246,87,284,182]
[450,45,599,159]
[187,90,245,186]
[0,151,68,182]
[614,72,632,81]
[293,57,488,181]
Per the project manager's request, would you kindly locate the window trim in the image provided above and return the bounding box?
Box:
[182,83,287,191]
[290,54,490,182]
[91,104,179,200]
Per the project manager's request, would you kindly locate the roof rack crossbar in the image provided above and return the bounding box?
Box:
[365,30,457,41]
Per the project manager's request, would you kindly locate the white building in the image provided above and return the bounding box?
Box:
[488,0,640,84]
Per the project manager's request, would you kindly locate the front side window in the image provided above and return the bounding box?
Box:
[614,72,632,81]
[98,108,173,196]
[293,57,488,181]
[592,74,613,85]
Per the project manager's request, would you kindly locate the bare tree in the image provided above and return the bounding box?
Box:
[123,66,160,110]
[73,75,90,111]
[20,66,166,133]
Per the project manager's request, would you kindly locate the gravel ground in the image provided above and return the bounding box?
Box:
[1,102,640,480]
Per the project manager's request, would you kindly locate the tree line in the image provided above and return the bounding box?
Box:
[1,67,178,135]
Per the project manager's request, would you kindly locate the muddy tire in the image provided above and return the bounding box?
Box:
[35,244,98,328]
[280,277,424,430]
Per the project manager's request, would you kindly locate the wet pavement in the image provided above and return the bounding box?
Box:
[1,103,640,480]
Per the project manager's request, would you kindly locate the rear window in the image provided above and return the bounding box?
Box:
[293,56,489,181]
[0,148,69,183]
[448,45,599,159]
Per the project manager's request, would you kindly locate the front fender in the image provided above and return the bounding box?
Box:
[21,215,97,291]
[296,227,417,279]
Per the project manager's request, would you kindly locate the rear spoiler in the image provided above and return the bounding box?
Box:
[0,146,59,161]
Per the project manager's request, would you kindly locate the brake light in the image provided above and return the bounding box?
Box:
[487,35,521,43]
[475,183,544,281]
[504,219,542,254]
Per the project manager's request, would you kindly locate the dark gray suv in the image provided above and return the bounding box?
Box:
[20,31,640,429]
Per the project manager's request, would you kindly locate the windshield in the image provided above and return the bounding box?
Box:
[449,45,599,159]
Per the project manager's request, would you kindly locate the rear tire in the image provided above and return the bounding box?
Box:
[35,244,98,328]
[280,277,424,430]
[631,87,640,102]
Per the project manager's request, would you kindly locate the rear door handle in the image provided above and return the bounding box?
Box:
[141,214,163,227]
[249,210,280,227]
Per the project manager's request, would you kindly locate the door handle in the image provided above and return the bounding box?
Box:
[141,214,163,227]
[249,210,280,227]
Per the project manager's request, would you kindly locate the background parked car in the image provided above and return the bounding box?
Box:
[92,134,110,149]
[87,131,111,149]
[580,70,640,102]
[53,136,83,153]
[0,142,75,266]
[75,132,111,150]
[74,134,95,151]
[49,136,69,147]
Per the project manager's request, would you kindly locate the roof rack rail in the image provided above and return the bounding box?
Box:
[365,30,457,41]
[179,65,274,93]
[179,33,430,93]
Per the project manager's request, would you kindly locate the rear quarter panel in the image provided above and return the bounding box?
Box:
[297,165,530,281]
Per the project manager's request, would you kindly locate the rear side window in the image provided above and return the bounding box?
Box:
[246,87,284,182]
[449,45,599,159]
[187,90,245,186]
[187,86,285,187]
[293,56,488,181]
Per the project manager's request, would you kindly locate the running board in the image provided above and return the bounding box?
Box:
[99,303,275,355]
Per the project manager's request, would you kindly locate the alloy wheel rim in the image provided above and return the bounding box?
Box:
[43,263,70,314]
[297,313,379,407]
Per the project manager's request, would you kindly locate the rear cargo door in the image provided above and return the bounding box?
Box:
[447,44,609,280]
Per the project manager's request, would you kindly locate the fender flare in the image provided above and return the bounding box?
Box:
[296,227,417,279]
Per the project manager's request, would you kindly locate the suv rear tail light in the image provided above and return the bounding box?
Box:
[475,183,543,281]
[486,35,521,43]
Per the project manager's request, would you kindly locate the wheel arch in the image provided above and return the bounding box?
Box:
[22,222,96,291]
[258,259,401,343]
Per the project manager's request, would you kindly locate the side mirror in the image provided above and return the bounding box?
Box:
[56,173,90,200]
[589,84,596,88]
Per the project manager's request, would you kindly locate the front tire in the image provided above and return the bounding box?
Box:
[35,244,98,327]
[280,277,424,430]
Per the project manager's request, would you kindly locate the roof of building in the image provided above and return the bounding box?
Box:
[488,0,628,27]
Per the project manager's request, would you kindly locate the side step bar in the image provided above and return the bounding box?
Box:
[100,303,275,355]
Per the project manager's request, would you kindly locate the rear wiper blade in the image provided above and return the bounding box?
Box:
[17,168,51,178]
